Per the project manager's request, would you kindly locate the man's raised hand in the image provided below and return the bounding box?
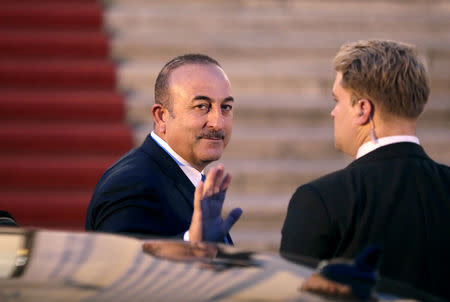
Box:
[189,164,242,243]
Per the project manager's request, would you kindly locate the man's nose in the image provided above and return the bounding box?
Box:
[207,106,224,129]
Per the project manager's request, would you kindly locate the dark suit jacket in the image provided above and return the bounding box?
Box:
[280,142,450,300]
[86,134,232,243]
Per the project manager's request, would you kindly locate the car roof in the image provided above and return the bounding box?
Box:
[0,227,440,302]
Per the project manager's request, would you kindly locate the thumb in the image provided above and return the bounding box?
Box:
[223,208,243,233]
[189,181,204,243]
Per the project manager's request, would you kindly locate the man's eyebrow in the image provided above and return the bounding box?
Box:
[192,95,234,102]
[193,95,212,101]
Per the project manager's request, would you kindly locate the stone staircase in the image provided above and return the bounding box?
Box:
[103,0,450,251]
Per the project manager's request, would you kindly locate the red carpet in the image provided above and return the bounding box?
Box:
[0,123,133,155]
[0,0,133,229]
[0,29,109,58]
[0,91,126,122]
[0,155,119,190]
[0,59,116,89]
[0,1,102,29]
[0,191,94,229]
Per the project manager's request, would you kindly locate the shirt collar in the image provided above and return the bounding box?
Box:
[356,135,420,159]
[151,131,204,187]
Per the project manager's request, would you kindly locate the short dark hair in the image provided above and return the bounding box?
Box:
[154,54,221,111]
[333,40,430,119]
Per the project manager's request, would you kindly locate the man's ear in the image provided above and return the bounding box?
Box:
[355,99,373,125]
[152,104,168,134]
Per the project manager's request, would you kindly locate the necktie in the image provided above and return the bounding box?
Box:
[201,174,206,182]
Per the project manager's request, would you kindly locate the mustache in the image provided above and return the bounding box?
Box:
[197,130,226,140]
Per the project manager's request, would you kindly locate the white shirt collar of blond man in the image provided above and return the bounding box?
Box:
[356,135,420,159]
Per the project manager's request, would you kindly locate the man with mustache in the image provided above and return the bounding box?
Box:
[86,54,242,243]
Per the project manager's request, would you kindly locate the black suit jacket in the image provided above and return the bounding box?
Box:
[86,134,232,243]
[281,142,450,299]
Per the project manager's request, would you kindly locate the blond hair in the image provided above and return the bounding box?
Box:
[333,40,430,119]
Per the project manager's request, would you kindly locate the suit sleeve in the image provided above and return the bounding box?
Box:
[86,177,186,239]
[280,184,336,259]
[95,200,168,236]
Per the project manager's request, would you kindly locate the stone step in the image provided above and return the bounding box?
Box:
[105,0,450,65]
[217,126,338,160]
[117,59,450,96]
[230,227,282,252]
[223,192,293,251]
[105,1,450,34]
[224,192,292,217]
[228,128,450,161]
[209,158,351,194]
[225,194,290,252]
[106,0,446,5]
[133,121,450,162]
[108,21,450,59]
[125,92,450,129]
[108,28,450,62]
[219,149,450,193]
[235,95,450,129]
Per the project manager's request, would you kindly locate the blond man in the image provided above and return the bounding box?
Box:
[281,40,450,300]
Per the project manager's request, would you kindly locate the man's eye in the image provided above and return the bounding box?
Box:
[222,104,233,111]
[196,104,208,110]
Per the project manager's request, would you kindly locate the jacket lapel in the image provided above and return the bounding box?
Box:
[141,134,195,209]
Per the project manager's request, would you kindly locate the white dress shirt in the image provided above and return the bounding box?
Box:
[356,135,420,159]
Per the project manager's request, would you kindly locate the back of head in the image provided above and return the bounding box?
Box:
[333,40,430,120]
[154,54,221,111]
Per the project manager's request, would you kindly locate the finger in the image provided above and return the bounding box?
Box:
[203,167,217,196]
[222,208,243,233]
[220,172,232,192]
[213,165,224,194]
[193,181,204,211]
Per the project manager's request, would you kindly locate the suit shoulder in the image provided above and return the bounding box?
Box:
[96,147,164,191]
[290,166,358,212]
[302,167,349,190]
[289,169,345,208]
[431,161,450,186]
[436,161,450,173]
